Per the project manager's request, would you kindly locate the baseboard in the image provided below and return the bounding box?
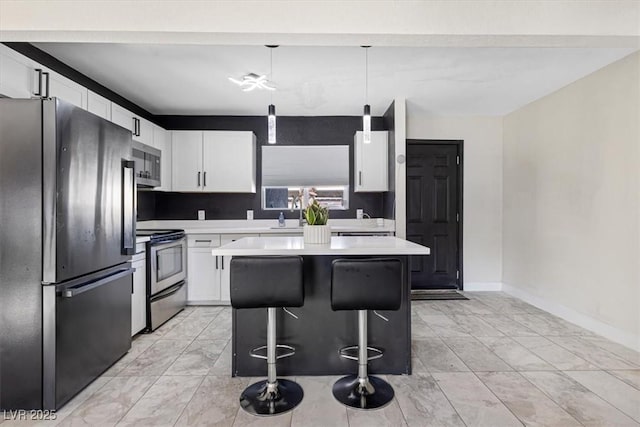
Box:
[502,283,640,352]
[463,282,503,291]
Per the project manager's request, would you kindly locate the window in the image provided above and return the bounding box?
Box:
[262,186,349,210]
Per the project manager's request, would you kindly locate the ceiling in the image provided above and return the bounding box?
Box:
[34,43,636,117]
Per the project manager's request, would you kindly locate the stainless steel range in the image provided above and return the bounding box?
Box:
[137,229,187,331]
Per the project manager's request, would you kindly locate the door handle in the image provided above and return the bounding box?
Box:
[215,256,219,270]
[197,171,201,187]
[62,268,134,298]
[203,171,207,187]
[34,69,43,96]
[221,256,224,270]
[358,171,362,186]
[121,160,135,255]
[43,71,50,98]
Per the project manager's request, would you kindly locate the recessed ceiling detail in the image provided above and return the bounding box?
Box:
[228,73,275,91]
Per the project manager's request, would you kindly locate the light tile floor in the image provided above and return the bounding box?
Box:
[4,292,640,426]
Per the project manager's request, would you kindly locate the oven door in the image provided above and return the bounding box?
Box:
[149,237,187,295]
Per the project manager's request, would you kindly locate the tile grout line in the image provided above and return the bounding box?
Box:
[425,372,470,427]
[113,375,164,426]
[170,375,207,426]
[564,370,640,424]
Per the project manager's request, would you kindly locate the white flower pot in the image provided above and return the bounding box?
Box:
[303,224,331,244]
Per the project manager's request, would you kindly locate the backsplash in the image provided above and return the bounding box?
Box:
[138,115,389,221]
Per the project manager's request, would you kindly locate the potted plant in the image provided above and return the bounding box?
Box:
[303,199,331,244]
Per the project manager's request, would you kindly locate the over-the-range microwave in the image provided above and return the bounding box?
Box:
[132,141,161,188]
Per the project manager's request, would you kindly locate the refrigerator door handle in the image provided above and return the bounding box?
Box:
[62,268,134,298]
[122,160,136,255]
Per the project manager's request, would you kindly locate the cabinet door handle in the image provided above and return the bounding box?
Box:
[221,256,224,270]
[215,256,219,270]
[34,69,43,96]
[195,239,211,243]
[358,171,362,186]
[197,171,201,187]
[43,72,50,98]
[203,171,207,187]
[132,117,137,135]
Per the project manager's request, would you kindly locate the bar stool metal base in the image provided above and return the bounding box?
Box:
[332,374,394,410]
[240,379,304,416]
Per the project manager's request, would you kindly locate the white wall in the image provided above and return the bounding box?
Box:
[1,1,638,46]
[503,52,640,349]
[406,115,503,287]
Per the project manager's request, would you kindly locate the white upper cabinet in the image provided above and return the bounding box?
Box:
[110,103,135,133]
[202,131,256,193]
[137,117,154,146]
[87,90,111,120]
[172,131,256,193]
[0,45,39,98]
[110,103,153,145]
[47,70,87,109]
[172,131,204,192]
[354,130,389,192]
[0,45,87,109]
[153,125,172,192]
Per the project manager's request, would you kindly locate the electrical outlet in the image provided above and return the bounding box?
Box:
[356,209,364,220]
[197,210,205,221]
[247,210,254,220]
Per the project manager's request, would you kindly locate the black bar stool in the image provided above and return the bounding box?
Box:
[230,256,305,416]
[331,258,403,410]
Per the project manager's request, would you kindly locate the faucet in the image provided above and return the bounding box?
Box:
[291,195,305,227]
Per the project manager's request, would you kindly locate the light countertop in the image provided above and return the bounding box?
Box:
[137,219,395,235]
[211,236,430,256]
[136,236,150,244]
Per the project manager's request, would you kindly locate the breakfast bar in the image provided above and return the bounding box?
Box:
[211,236,430,377]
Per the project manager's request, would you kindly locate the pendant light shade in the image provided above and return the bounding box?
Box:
[362,46,371,144]
[363,104,371,144]
[268,104,277,144]
[266,45,278,144]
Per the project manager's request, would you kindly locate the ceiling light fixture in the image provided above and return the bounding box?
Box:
[228,73,275,91]
[267,45,278,144]
[362,46,371,144]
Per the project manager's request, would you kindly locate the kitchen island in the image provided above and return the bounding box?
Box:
[211,236,430,377]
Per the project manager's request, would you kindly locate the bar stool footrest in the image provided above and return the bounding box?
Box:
[250,344,296,360]
[338,345,384,361]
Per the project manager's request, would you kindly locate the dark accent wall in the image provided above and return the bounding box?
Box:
[382,102,396,220]
[138,116,387,220]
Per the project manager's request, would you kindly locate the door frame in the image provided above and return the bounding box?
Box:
[406,139,464,290]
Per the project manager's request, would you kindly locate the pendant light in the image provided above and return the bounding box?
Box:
[267,45,278,144]
[362,46,371,144]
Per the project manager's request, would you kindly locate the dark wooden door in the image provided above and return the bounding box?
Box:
[406,142,461,289]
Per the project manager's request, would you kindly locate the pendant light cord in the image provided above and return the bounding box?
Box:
[270,48,274,104]
[365,47,368,104]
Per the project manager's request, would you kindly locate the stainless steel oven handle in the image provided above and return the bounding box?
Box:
[151,236,186,252]
[151,282,185,302]
[62,268,133,298]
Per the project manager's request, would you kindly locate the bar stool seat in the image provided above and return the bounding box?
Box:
[230,256,305,416]
[331,258,403,410]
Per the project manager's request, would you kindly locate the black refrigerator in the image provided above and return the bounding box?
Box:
[0,98,136,410]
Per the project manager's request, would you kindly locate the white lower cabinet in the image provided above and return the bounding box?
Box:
[131,245,147,336]
[186,233,257,305]
[188,247,221,303]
